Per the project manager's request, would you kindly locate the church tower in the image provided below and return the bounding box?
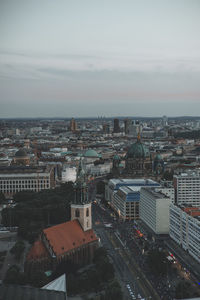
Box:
[71,159,92,231]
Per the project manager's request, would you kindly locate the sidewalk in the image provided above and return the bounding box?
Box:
[164,239,200,280]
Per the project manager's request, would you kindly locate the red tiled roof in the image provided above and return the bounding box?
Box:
[27,240,49,261]
[183,207,200,216]
[43,219,98,256]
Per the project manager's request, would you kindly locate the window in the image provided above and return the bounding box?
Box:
[75,209,80,218]
[86,208,89,217]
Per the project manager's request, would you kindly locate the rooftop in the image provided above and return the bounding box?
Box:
[0,284,66,300]
[43,219,98,256]
[27,240,50,261]
[141,187,169,199]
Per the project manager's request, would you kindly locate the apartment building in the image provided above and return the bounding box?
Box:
[173,171,200,207]
[169,204,200,263]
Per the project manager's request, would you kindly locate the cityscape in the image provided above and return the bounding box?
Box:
[1,1,200,300]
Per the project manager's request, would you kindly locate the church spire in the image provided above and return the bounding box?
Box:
[73,158,88,205]
[71,158,92,231]
[137,131,141,142]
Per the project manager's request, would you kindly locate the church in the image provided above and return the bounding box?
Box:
[25,160,99,274]
[122,133,164,178]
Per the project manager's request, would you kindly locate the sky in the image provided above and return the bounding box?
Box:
[0,0,200,118]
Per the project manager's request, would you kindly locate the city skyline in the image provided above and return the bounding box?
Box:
[1,0,200,117]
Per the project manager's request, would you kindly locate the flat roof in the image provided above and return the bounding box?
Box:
[142,187,169,199]
[119,186,141,194]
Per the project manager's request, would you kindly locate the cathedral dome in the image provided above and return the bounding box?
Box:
[113,154,120,161]
[84,149,99,158]
[15,148,28,158]
[126,140,150,159]
[154,153,163,161]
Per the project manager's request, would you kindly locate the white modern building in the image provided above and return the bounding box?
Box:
[62,167,76,183]
[106,179,160,221]
[173,171,200,207]
[105,178,160,204]
[169,204,200,263]
[140,187,172,234]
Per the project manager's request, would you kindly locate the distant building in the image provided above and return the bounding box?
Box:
[125,134,152,177]
[61,166,76,183]
[0,165,56,197]
[113,118,120,133]
[169,204,200,263]
[174,171,200,207]
[103,123,110,134]
[12,148,30,166]
[25,159,99,273]
[162,115,168,126]
[124,118,132,135]
[124,135,164,178]
[140,187,172,234]
[69,118,78,132]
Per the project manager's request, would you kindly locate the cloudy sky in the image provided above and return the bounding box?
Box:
[0,0,200,118]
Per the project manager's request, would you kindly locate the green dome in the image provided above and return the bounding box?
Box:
[154,153,163,161]
[84,149,99,158]
[15,148,27,157]
[126,140,150,159]
[113,154,120,161]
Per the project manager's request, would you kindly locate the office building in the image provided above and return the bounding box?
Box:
[106,178,160,220]
[113,118,120,133]
[174,171,200,207]
[169,204,200,263]
[140,187,172,234]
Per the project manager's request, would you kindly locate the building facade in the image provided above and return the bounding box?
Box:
[140,187,172,234]
[173,171,200,207]
[125,134,152,177]
[106,178,160,221]
[169,204,200,263]
[0,165,56,197]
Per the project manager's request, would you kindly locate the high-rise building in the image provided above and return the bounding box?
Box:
[113,118,120,133]
[124,118,132,135]
[103,123,110,134]
[69,118,78,132]
[162,115,168,126]
[169,204,200,263]
[140,187,172,234]
[173,171,200,207]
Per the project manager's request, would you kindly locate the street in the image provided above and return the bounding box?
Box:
[92,200,160,300]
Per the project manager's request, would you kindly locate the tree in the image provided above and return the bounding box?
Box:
[28,270,48,287]
[175,280,192,299]
[10,240,25,260]
[147,249,169,275]
[96,181,105,195]
[0,192,5,204]
[105,280,123,300]
[4,265,20,284]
